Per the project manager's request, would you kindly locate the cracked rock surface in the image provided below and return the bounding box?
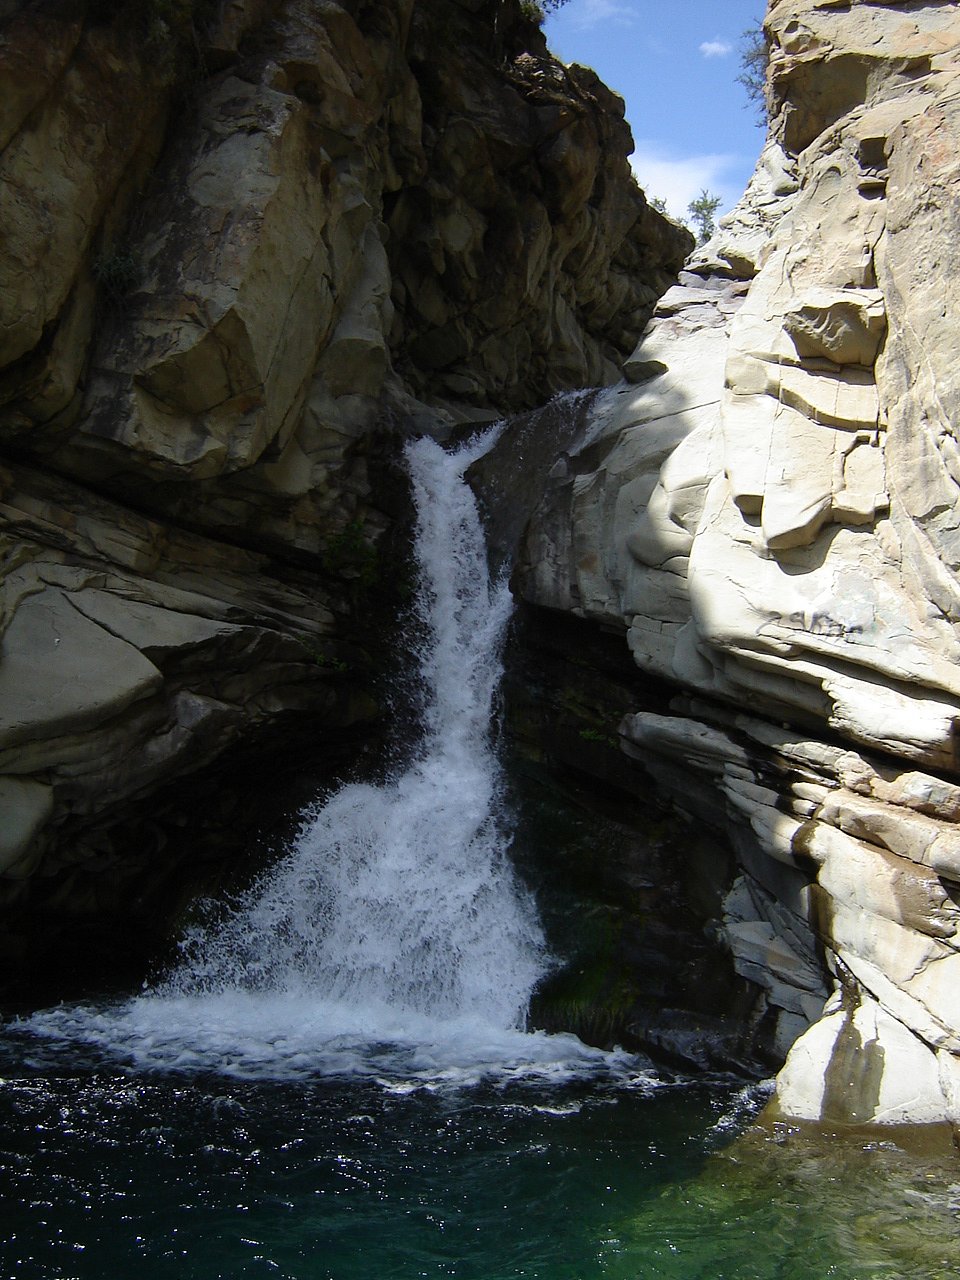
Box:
[516,0,960,1129]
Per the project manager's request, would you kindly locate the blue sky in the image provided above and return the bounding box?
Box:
[543,0,767,221]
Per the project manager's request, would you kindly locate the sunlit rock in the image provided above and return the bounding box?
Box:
[774,987,950,1127]
[518,0,960,1127]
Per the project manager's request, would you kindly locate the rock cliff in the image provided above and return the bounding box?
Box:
[0,0,690,977]
[516,0,960,1128]
[9,0,956,1137]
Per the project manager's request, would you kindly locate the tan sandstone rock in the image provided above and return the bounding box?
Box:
[518,0,960,1126]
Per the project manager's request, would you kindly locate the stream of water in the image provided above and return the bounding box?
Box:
[3,433,960,1278]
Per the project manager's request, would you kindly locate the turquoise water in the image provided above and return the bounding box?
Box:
[0,1048,706,1279]
[2,1045,960,1279]
[0,1044,724,1279]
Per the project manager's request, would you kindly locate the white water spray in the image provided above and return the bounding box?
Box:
[20,432,645,1086]
[165,432,545,1025]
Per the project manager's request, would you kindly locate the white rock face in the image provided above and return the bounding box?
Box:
[518,0,960,1128]
[775,988,950,1127]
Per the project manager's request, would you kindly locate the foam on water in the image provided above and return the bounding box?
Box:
[20,995,649,1086]
[19,430,653,1090]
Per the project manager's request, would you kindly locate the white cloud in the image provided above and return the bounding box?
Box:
[567,0,635,30]
[629,143,743,223]
[699,38,733,58]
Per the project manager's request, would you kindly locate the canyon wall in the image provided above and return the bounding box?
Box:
[0,0,691,973]
[6,0,959,1136]
[517,0,960,1127]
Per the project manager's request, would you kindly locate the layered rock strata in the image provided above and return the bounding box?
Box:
[517,0,960,1127]
[0,0,690,960]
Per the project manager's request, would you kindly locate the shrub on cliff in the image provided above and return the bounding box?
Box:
[738,21,769,124]
[687,189,722,244]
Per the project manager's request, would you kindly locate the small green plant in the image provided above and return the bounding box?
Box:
[649,196,668,214]
[514,0,570,23]
[321,519,379,588]
[578,727,617,748]
[309,649,349,672]
[687,188,722,245]
[93,248,142,311]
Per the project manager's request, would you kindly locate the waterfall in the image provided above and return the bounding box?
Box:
[20,429,642,1084]
[161,432,547,1027]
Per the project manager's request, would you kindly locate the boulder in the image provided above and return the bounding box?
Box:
[774,985,951,1127]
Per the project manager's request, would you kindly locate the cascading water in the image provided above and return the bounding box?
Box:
[19,431,632,1084]
[9,428,947,1280]
[165,432,544,1024]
